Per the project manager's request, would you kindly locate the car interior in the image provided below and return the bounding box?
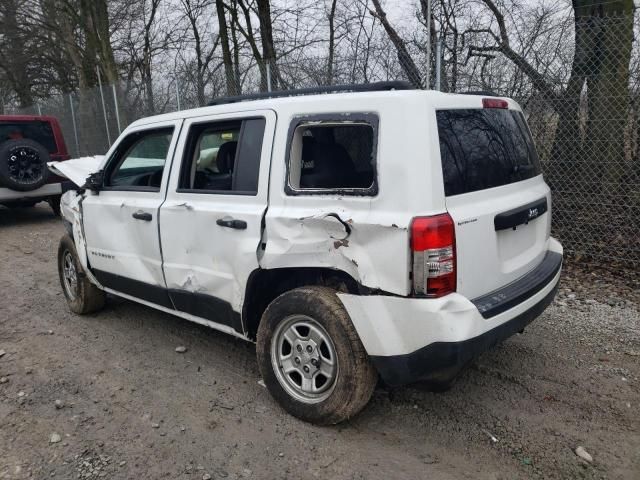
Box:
[292,123,375,190]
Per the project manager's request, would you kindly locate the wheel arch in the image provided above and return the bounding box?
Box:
[242,267,365,340]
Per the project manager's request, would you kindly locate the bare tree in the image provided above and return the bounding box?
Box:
[465,0,557,100]
[178,0,220,104]
[256,0,280,89]
[369,0,423,87]
[327,0,338,84]
[0,0,36,106]
[216,0,237,95]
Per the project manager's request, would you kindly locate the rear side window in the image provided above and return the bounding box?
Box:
[286,114,378,195]
[178,118,266,195]
[436,109,541,196]
[0,121,57,153]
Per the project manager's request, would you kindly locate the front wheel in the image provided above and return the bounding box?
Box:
[57,234,105,314]
[256,286,377,424]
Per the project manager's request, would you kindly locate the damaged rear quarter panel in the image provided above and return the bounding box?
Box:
[261,98,441,297]
[260,201,411,295]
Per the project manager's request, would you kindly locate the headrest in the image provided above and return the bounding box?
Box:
[216,141,238,174]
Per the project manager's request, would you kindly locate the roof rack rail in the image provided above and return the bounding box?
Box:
[208,81,414,106]
[465,90,501,96]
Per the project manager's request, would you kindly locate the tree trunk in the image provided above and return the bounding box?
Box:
[0,0,34,107]
[550,0,634,191]
[229,0,242,95]
[548,7,599,182]
[256,0,279,90]
[584,5,634,189]
[83,0,119,85]
[327,0,338,85]
[371,0,423,87]
[216,0,236,96]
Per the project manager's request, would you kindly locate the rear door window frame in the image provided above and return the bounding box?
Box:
[176,116,266,196]
[284,112,380,197]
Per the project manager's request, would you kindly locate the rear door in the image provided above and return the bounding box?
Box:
[160,110,275,334]
[82,120,181,308]
[436,100,551,299]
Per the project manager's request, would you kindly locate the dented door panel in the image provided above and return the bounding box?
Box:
[81,119,183,292]
[160,110,276,321]
[160,196,268,316]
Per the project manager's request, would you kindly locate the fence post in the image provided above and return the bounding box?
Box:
[37,103,42,116]
[426,0,431,89]
[435,35,442,91]
[175,76,181,111]
[68,93,80,158]
[266,61,272,92]
[96,65,111,146]
[112,84,121,134]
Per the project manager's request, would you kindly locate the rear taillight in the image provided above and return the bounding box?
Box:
[411,213,456,297]
[482,98,508,109]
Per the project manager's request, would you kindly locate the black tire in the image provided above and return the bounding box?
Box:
[0,139,50,191]
[256,286,378,425]
[48,194,62,216]
[57,234,105,314]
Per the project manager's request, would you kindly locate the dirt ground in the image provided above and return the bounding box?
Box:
[1,204,639,480]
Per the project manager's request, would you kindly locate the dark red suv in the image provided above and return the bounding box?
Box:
[0,115,71,215]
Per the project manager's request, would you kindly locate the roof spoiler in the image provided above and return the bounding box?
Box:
[464,90,502,96]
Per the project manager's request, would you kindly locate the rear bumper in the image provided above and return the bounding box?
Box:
[337,237,562,386]
[0,183,62,202]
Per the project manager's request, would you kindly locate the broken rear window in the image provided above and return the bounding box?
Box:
[287,117,377,194]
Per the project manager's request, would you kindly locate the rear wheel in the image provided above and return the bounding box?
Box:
[256,286,377,424]
[57,234,105,314]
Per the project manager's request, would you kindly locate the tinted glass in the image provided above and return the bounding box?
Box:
[436,109,541,196]
[0,121,57,153]
[107,128,174,188]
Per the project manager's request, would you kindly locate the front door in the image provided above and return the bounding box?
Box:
[82,120,182,308]
[160,111,275,333]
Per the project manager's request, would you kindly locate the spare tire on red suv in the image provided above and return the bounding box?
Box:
[0,138,50,191]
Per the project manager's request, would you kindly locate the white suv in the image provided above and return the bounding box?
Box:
[51,82,563,424]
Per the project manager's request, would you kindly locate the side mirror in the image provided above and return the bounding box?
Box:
[84,170,104,194]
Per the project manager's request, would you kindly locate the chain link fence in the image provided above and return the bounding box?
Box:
[5,13,639,266]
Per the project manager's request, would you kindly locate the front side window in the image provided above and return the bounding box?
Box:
[105,127,174,190]
[178,118,265,194]
[287,116,377,195]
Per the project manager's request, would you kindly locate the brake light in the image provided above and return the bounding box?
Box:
[482,98,508,109]
[411,214,456,297]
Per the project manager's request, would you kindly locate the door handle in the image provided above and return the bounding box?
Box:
[132,211,152,221]
[216,218,247,230]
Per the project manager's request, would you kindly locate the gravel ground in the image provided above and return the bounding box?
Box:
[1,204,639,480]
